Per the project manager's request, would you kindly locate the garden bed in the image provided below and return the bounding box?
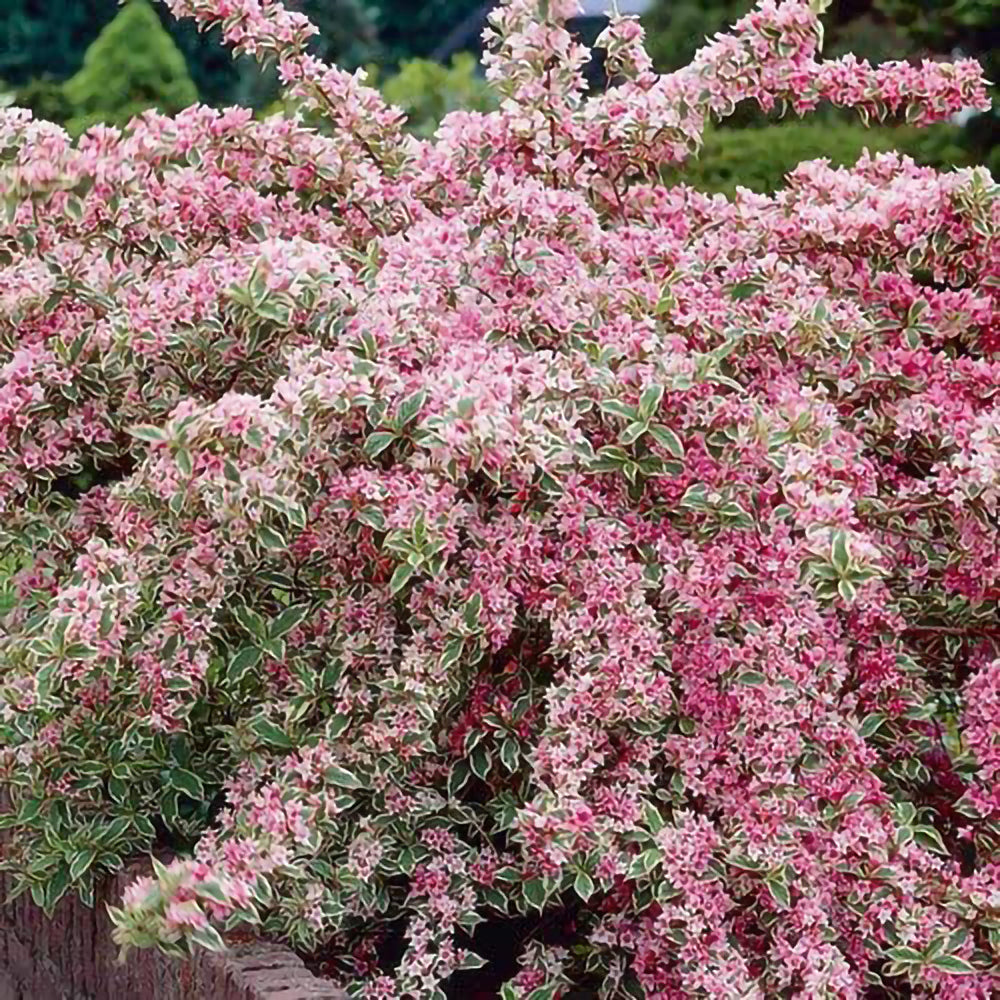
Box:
[0,859,344,1000]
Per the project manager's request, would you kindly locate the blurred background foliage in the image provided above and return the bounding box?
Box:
[61,0,198,134]
[0,0,996,188]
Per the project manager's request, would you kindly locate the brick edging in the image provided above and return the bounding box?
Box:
[0,857,346,999]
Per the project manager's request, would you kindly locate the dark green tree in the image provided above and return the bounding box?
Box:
[299,0,380,67]
[640,1,746,74]
[62,0,198,133]
[371,0,483,65]
[0,0,114,85]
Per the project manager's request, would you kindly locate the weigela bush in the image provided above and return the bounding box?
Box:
[1,1,998,996]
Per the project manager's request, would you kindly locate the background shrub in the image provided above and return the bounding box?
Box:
[10,76,74,127]
[377,53,498,137]
[62,0,198,134]
[669,120,975,195]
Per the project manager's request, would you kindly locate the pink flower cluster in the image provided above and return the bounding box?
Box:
[0,0,997,997]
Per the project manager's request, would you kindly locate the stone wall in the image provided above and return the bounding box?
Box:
[0,859,345,1000]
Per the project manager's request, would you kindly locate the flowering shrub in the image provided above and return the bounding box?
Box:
[0,0,998,996]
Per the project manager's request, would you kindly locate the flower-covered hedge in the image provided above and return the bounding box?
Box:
[1,1,998,997]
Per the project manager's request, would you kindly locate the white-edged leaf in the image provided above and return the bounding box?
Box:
[364,431,396,459]
[269,604,309,639]
[638,383,664,420]
[390,562,417,595]
[326,765,365,789]
[930,954,976,975]
[647,424,684,458]
[128,424,167,443]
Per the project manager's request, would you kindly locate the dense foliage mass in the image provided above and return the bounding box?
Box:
[0,1,998,997]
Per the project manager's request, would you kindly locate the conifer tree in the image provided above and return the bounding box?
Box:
[63,0,197,133]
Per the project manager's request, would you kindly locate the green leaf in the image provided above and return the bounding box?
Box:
[396,847,418,875]
[250,717,295,750]
[647,424,684,458]
[728,853,764,872]
[735,671,766,686]
[195,879,230,906]
[65,196,84,222]
[101,816,132,844]
[830,531,851,574]
[129,424,167,443]
[913,825,948,856]
[261,638,286,660]
[448,760,471,797]
[574,870,595,901]
[731,279,763,300]
[592,446,630,472]
[174,448,193,477]
[326,714,351,739]
[628,848,663,879]
[929,954,976,975]
[599,399,638,422]
[326,765,365,790]
[356,506,386,531]
[321,662,344,689]
[168,768,205,800]
[233,605,266,638]
[620,421,648,446]
[16,798,44,824]
[885,946,922,965]
[269,604,309,639]
[523,878,547,911]
[463,593,482,630]
[440,636,464,668]
[679,483,707,508]
[189,923,226,953]
[499,738,519,773]
[364,431,396,459]
[227,645,262,684]
[257,524,286,549]
[638,383,664,420]
[390,562,417,595]
[765,877,790,909]
[68,849,97,881]
[456,952,488,971]
[43,865,72,913]
[643,802,666,834]
[858,713,886,739]
[397,390,426,427]
[470,746,490,781]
